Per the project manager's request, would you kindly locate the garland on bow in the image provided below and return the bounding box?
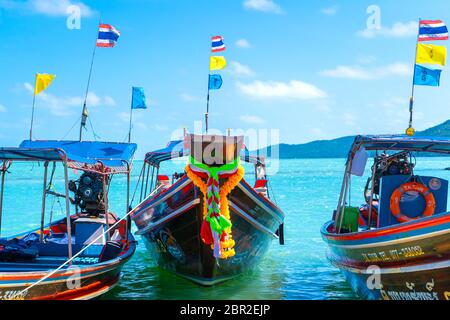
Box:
[185,156,244,259]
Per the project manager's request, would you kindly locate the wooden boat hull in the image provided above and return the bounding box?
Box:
[132,176,284,285]
[321,213,450,300]
[0,220,136,300]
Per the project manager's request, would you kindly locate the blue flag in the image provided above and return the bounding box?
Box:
[209,74,223,90]
[414,65,442,87]
[131,87,147,109]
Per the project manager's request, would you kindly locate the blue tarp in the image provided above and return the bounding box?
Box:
[0,140,137,169]
[352,135,450,155]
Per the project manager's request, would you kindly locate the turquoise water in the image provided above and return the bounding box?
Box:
[2,158,450,300]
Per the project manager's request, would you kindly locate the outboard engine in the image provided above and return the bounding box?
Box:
[364,151,415,203]
[69,172,107,217]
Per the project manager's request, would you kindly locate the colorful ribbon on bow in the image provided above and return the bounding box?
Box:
[185,156,244,259]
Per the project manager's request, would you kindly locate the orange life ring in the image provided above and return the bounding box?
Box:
[390,182,436,223]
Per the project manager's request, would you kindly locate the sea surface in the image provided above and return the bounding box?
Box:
[2,158,450,300]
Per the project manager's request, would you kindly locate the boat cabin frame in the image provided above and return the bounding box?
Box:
[335,135,450,234]
[0,140,137,265]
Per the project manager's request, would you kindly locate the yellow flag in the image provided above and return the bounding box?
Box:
[210,56,227,71]
[416,43,447,66]
[34,73,56,96]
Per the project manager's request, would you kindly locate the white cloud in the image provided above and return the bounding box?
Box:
[180,93,201,102]
[239,115,265,124]
[357,21,417,39]
[230,61,255,77]
[320,63,412,80]
[24,82,115,116]
[237,80,327,100]
[243,0,282,14]
[0,0,93,17]
[321,6,338,16]
[236,39,252,49]
[0,104,6,112]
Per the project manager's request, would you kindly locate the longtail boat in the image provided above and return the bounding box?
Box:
[131,134,284,285]
[321,135,450,300]
[0,140,137,300]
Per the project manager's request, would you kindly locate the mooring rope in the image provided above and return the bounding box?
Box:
[10,209,135,300]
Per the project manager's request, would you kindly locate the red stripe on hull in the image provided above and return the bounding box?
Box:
[325,213,450,242]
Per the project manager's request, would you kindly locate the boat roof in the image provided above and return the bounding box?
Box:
[352,135,450,155]
[145,140,264,166]
[0,140,137,174]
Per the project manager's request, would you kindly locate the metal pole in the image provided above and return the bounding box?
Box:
[63,162,73,265]
[367,155,378,229]
[408,18,421,132]
[154,167,159,191]
[337,171,350,234]
[126,171,131,241]
[139,163,147,202]
[103,175,110,242]
[128,107,133,143]
[335,152,353,232]
[0,164,6,237]
[29,74,37,140]
[145,166,153,197]
[39,161,49,242]
[205,87,210,134]
[80,17,101,141]
[205,36,212,134]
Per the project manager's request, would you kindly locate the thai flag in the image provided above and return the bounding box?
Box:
[419,20,448,41]
[211,36,225,52]
[96,24,121,47]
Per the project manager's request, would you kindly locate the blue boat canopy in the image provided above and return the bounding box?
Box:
[145,140,264,166]
[351,135,450,155]
[0,140,137,173]
[145,140,187,166]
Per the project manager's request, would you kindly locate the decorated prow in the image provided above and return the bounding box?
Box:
[185,134,245,259]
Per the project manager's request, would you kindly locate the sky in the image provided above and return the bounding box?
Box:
[1,0,450,158]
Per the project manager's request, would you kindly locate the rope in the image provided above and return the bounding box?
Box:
[88,117,101,141]
[10,210,134,300]
[268,181,278,206]
[61,116,82,140]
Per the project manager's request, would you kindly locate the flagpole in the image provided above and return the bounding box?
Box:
[79,15,101,141]
[408,18,421,135]
[205,34,214,134]
[29,74,37,140]
[128,88,134,143]
[206,77,210,134]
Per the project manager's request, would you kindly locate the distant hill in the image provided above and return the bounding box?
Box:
[260,120,450,159]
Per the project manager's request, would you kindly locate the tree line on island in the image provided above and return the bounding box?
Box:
[258,120,450,159]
